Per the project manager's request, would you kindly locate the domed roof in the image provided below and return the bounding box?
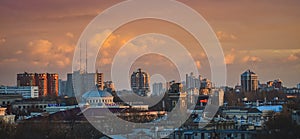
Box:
[82,89,112,99]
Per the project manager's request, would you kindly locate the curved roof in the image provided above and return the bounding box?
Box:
[82,89,112,99]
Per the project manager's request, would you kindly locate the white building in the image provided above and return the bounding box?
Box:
[82,89,114,106]
[73,70,104,98]
[185,72,201,90]
[152,82,165,96]
[210,89,224,106]
[0,107,15,124]
[0,86,38,99]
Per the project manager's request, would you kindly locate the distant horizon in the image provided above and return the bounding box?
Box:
[2,68,299,89]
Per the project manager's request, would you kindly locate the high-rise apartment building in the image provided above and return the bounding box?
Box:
[47,73,59,96]
[65,73,74,97]
[185,72,201,90]
[130,68,150,96]
[17,72,59,97]
[210,89,224,107]
[72,70,104,97]
[241,69,259,92]
[152,82,165,96]
[59,79,67,96]
[17,72,35,86]
[96,72,104,90]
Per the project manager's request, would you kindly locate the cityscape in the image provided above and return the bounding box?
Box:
[1,0,300,139]
[1,68,300,139]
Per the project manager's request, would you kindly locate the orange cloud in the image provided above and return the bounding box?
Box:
[216,31,237,41]
[287,53,299,61]
[242,56,262,63]
[99,57,112,65]
[29,39,53,54]
[196,60,201,69]
[89,30,116,48]
[65,32,74,38]
[0,37,6,44]
[225,49,236,64]
[15,50,23,55]
[225,54,235,64]
[1,58,18,63]
[27,39,74,68]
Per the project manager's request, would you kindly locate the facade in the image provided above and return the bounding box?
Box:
[152,82,164,96]
[73,70,104,98]
[210,89,224,106]
[0,107,15,124]
[0,94,23,106]
[170,130,255,139]
[263,79,283,91]
[96,72,104,90]
[297,83,300,89]
[66,73,74,97]
[12,100,56,112]
[167,82,187,110]
[273,79,283,89]
[17,72,59,97]
[130,68,150,96]
[241,70,259,92]
[82,89,114,106]
[35,73,48,96]
[0,86,38,99]
[200,78,212,95]
[185,72,201,90]
[104,81,115,92]
[17,72,35,86]
[221,108,263,129]
[200,78,212,89]
[47,73,59,96]
[58,79,67,96]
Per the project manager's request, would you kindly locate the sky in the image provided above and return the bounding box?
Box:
[0,0,300,88]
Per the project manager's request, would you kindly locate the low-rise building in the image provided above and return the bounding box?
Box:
[0,107,15,124]
[0,86,38,99]
[12,100,56,114]
[221,108,263,129]
[0,94,22,107]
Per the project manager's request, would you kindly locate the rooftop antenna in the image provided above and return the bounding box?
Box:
[85,39,88,73]
[79,41,82,72]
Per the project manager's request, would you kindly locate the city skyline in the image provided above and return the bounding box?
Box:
[0,0,300,87]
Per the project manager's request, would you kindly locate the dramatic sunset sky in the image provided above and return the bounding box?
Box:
[0,0,299,87]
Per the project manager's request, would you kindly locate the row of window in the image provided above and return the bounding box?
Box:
[87,99,113,103]
[16,105,47,109]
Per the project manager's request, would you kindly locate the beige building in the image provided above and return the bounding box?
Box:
[0,107,15,124]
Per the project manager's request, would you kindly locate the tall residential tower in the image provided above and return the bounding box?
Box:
[241,69,259,92]
[130,68,150,96]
